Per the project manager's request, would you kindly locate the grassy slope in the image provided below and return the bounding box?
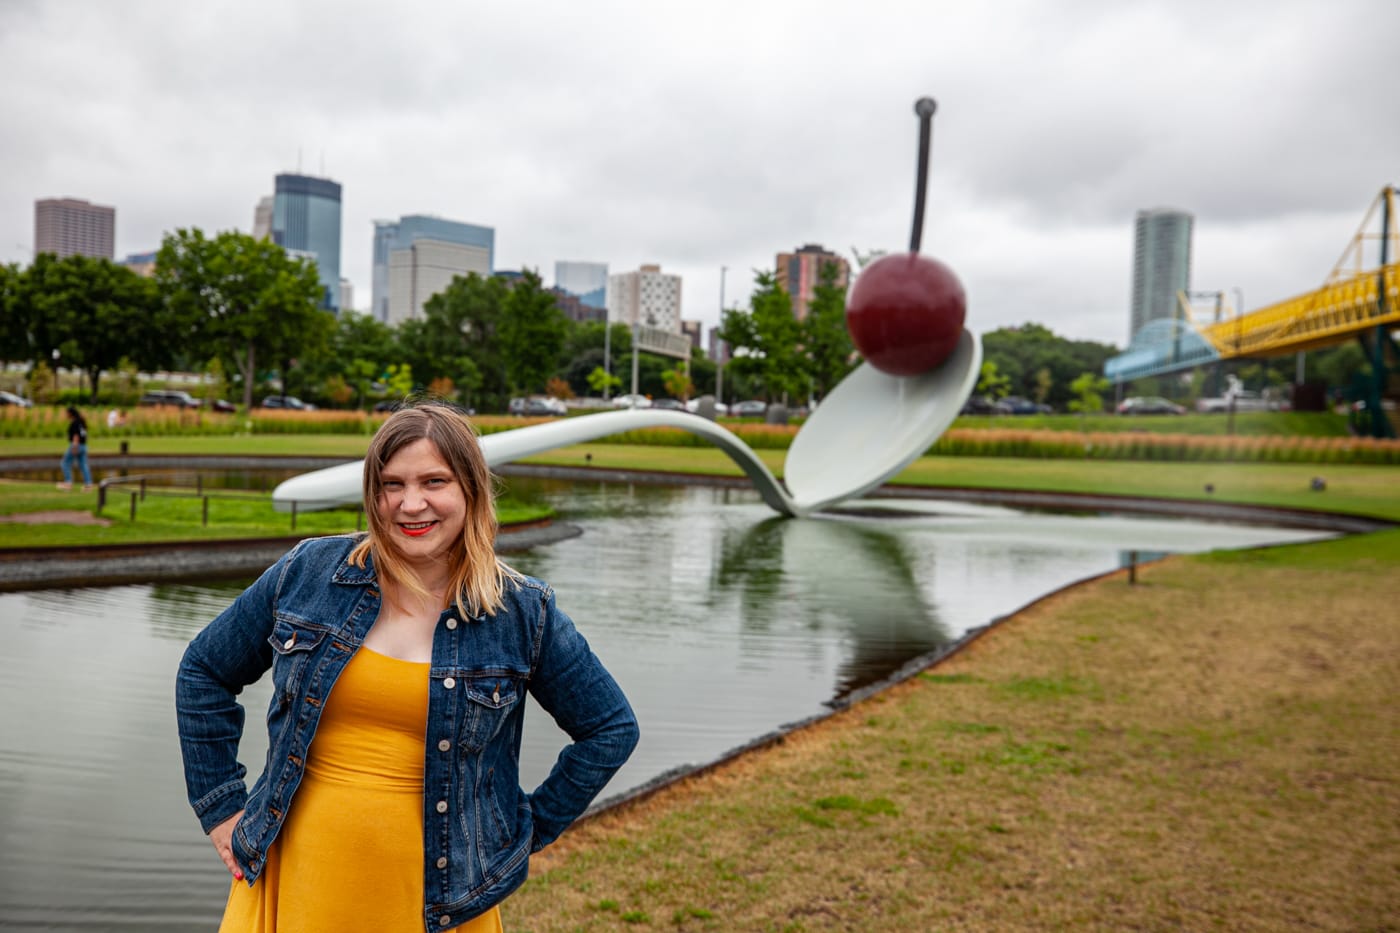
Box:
[504,530,1400,931]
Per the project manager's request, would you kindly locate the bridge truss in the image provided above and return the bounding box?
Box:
[1105,186,1399,436]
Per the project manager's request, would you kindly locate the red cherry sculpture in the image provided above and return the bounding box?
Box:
[846,96,966,377]
[846,252,965,377]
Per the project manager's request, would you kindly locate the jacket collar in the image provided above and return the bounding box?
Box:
[329,544,488,623]
[330,544,378,586]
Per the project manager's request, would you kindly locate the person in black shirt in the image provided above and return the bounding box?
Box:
[58,406,92,491]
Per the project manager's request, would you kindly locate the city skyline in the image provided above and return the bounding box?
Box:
[3,1,1397,346]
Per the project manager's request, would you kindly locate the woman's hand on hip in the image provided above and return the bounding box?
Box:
[209,809,246,880]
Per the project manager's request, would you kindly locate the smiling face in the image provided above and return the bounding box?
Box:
[375,437,467,575]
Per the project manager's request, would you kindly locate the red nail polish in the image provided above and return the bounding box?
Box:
[235,871,244,880]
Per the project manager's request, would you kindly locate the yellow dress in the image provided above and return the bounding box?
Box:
[220,647,503,933]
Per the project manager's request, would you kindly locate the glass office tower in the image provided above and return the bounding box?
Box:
[273,173,343,311]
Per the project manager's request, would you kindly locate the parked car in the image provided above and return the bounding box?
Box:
[139,389,202,409]
[959,394,996,415]
[508,396,567,416]
[1117,396,1186,415]
[0,390,32,407]
[684,397,729,415]
[730,400,768,417]
[373,399,404,413]
[1195,391,1279,413]
[206,398,237,413]
[610,393,652,409]
[993,396,1051,415]
[650,398,686,411]
[261,395,315,410]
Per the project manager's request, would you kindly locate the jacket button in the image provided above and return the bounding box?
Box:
[443,677,456,689]
[445,618,458,630]
[436,856,448,869]
[436,800,448,813]
[439,915,452,926]
[283,636,295,650]
[438,739,451,752]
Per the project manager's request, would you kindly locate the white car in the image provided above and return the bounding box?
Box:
[684,397,729,415]
[610,394,652,409]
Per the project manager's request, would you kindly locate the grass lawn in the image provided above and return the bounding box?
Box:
[0,478,552,548]
[503,529,1400,931]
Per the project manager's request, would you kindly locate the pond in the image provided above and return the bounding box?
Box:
[0,477,1334,930]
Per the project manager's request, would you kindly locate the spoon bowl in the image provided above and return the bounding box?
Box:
[785,327,980,513]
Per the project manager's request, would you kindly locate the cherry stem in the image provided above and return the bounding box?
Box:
[910,97,937,254]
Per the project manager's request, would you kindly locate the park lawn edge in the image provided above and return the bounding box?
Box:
[501,529,1400,931]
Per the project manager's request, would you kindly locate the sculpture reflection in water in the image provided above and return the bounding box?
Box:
[710,514,952,700]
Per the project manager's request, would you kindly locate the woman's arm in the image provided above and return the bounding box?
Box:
[525,588,640,851]
[174,548,295,833]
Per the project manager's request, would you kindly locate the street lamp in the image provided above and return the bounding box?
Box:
[51,348,60,394]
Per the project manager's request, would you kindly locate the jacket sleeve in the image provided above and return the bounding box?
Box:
[525,586,639,851]
[174,544,298,833]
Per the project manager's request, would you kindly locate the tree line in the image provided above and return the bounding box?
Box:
[3,229,1368,414]
[0,228,721,412]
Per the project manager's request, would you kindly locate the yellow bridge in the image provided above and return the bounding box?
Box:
[1105,186,1399,435]
[1192,186,1399,358]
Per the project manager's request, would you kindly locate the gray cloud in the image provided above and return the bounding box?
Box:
[2,0,1396,346]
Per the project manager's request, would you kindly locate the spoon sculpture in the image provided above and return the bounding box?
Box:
[273,97,979,519]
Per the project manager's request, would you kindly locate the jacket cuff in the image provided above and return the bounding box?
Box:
[194,780,248,834]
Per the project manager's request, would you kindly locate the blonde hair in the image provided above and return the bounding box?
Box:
[349,403,518,617]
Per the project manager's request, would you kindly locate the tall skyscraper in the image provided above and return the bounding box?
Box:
[554,261,609,309]
[34,198,115,259]
[273,173,342,311]
[252,196,274,240]
[607,264,682,332]
[775,244,849,321]
[1130,208,1193,339]
[371,215,494,325]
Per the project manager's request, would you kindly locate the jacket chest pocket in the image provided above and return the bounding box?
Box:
[458,678,520,753]
[267,617,328,704]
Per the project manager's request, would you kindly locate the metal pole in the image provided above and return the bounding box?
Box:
[716,265,727,405]
[602,315,612,401]
[1369,186,1393,437]
[630,323,639,397]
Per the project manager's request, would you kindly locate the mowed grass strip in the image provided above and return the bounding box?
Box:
[0,479,551,547]
[503,530,1400,931]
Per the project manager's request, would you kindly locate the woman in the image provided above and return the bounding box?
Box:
[176,403,639,931]
[58,406,92,490]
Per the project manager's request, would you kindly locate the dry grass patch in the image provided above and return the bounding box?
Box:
[504,533,1400,932]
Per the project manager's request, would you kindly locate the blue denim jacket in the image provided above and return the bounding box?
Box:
[176,534,639,930]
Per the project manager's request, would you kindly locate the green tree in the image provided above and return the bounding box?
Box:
[155,228,329,408]
[0,262,30,367]
[586,365,622,396]
[499,269,567,395]
[976,359,1012,400]
[982,323,1118,410]
[407,272,511,409]
[26,254,162,399]
[803,260,854,401]
[1068,371,1110,415]
[717,271,806,402]
[662,365,694,401]
[305,310,399,409]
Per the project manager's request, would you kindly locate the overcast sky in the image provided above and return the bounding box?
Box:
[2,0,1396,347]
